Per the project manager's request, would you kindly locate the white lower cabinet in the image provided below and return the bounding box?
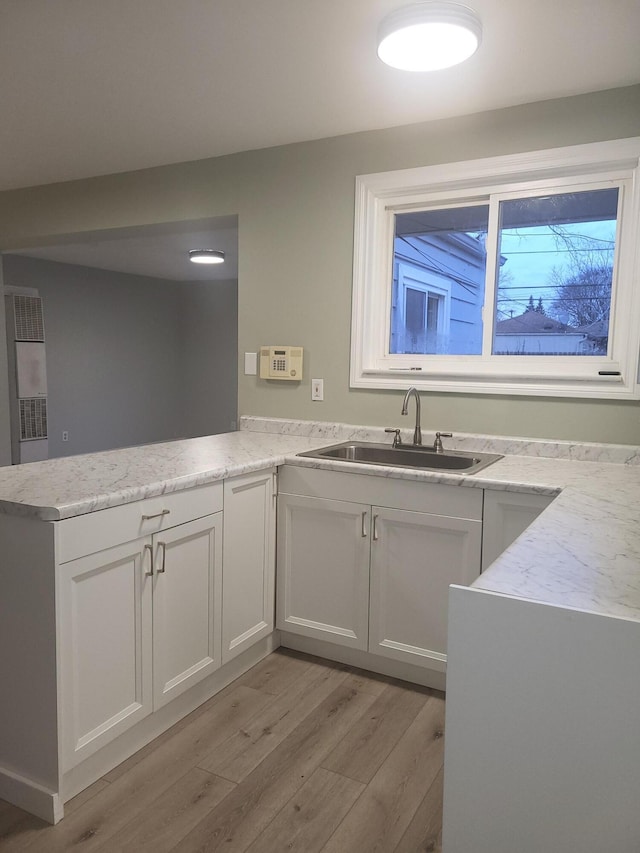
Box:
[151,513,222,709]
[276,466,483,670]
[59,508,223,770]
[222,468,276,663]
[482,489,555,571]
[369,506,482,667]
[58,539,153,771]
[276,493,371,649]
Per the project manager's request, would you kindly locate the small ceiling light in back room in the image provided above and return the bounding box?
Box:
[377,1,482,72]
[189,249,225,264]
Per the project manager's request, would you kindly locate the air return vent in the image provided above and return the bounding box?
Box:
[19,398,48,440]
[12,294,45,341]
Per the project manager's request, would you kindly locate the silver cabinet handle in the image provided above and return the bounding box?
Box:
[142,509,170,521]
[361,511,368,538]
[272,471,278,501]
[157,542,166,573]
[144,543,154,576]
[372,514,379,541]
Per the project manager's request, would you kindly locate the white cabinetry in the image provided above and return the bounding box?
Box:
[277,493,371,649]
[58,540,153,771]
[277,466,482,673]
[0,465,278,825]
[58,484,223,770]
[369,506,481,667]
[482,489,555,571]
[151,513,222,709]
[222,468,276,663]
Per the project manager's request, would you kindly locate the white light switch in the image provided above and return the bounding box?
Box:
[311,378,324,401]
[244,352,258,375]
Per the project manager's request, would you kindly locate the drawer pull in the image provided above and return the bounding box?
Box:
[157,542,167,573]
[144,543,154,576]
[142,509,170,521]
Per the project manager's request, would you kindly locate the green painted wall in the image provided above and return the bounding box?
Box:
[2,85,640,445]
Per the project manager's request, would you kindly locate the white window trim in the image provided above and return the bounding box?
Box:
[350,137,640,399]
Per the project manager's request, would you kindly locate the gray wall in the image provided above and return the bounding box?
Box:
[2,256,237,458]
[180,278,238,438]
[1,85,640,446]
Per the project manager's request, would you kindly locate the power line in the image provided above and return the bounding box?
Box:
[501,247,613,255]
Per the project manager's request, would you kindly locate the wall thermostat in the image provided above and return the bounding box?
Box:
[259,346,303,380]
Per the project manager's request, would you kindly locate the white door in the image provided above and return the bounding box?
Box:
[58,539,153,770]
[276,493,371,650]
[482,490,554,571]
[222,469,276,664]
[152,513,222,709]
[369,506,482,668]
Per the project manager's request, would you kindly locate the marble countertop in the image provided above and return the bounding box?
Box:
[0,430,318,520]
[1,416,639,624]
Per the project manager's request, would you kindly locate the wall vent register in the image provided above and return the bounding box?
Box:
[12,294,45,342]
[4,290,49,462]
[20,398,48,441]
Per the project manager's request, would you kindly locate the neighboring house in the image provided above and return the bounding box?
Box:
[574,319,609,354]
[391,232,486,355]
[494,309,585,355]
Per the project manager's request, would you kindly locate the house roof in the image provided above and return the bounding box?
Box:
[575,320,609,339]
[496,310,574,334]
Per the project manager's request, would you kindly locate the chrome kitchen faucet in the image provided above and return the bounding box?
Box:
[401,386,422,445]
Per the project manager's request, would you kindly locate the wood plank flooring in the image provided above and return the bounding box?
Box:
[0,649,444,853]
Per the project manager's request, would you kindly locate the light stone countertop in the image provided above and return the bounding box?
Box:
[0,430,319,520]
[1,416,639,624]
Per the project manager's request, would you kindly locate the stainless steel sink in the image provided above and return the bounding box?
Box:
[298,441,502,474]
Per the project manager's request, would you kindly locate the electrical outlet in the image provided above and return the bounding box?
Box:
[62,431,69,442]
[311,378,324,401]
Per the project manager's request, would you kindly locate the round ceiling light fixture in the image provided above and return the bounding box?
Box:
[377,1,482,72]
[189,249,225,264]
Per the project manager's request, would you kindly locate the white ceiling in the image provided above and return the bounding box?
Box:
[10,218,239,281]
[2,0,639,193]
[3,0,639,280]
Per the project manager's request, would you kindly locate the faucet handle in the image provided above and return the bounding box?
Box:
[433,431,453,453]
[384,428,402,448]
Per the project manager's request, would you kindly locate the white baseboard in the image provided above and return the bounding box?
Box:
[0,765,62,824]
[280,632,447,692]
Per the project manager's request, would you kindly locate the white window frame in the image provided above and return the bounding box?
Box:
[350,138,640,399]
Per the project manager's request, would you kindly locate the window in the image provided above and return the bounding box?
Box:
[351,138,640,398]
[393,264,452,354]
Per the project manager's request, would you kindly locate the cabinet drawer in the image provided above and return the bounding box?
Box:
[279,465,483,520]
[56,481,224,564]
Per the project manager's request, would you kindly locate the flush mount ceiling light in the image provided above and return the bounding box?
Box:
[377,1,482,72]
[189,249,225,264]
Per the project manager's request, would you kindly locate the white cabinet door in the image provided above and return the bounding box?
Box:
[222,469,276,664]
[152,513,222,709]
[277,493,371,650]
[58,539,153,771]
[369,506,482,668]
[482,490,554,571]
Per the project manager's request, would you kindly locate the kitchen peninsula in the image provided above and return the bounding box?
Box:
[1,417,640,851]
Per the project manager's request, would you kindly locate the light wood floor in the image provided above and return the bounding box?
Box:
[0,649,444,853]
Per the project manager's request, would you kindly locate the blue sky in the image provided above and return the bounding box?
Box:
[495,220,616,318]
